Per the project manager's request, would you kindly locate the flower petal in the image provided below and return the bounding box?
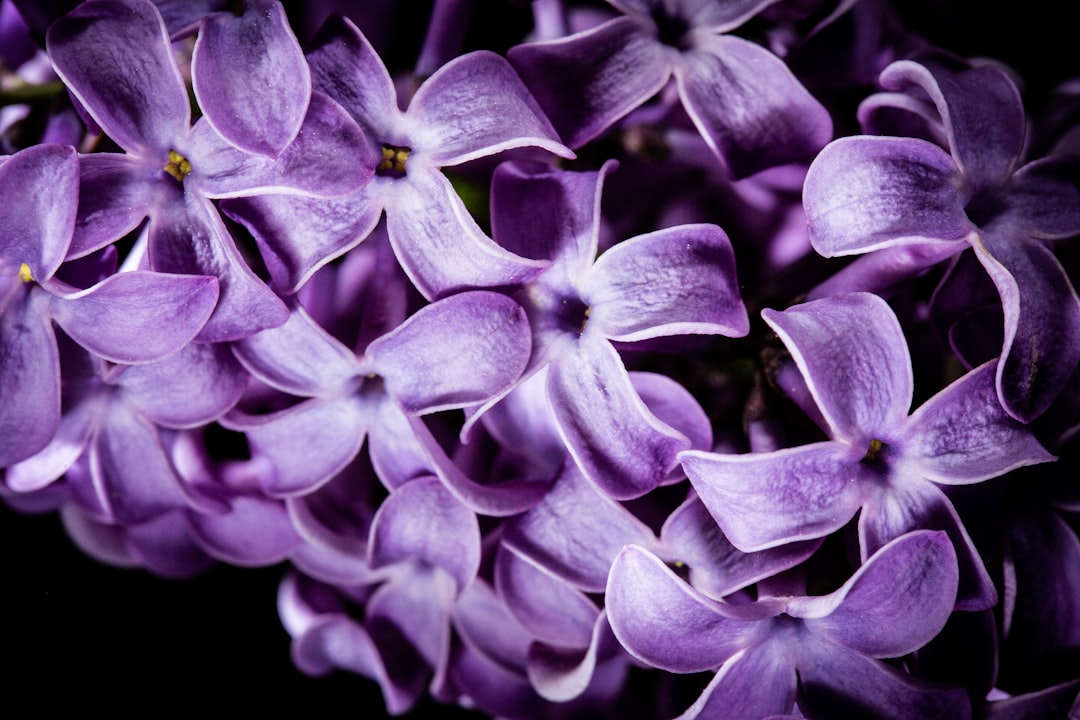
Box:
[188,494,301,566]
[0,290,60,468]
[680,442,864,552]
[676,34,832,178]
[586,223,749,341]
[68,153,160,260]
[47,0,188,154]
[674,644,797,720]
[191,0,310,157]
[762,292,913,443]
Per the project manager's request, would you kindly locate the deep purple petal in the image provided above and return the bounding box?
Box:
[676,34,832,178]
[68,153,160,260]
[0,290,59,467]
[48,270,218,363]
[508,16,673,148]
[409,50,570,165]
[675,644,797,720]
[680,442,863,551]
[0,143,78,281]
[47,0,188,154]
[606,545,758,673]
[632,371,713,452]
[902,360,1055,483]
[493,544,598,646]
[804,136,972,257]
[125,511,215,577]
[796,530,958,657]
[762,292,913,443]
[1005,155,1080,240]
[973,229,1080,421]
[191,0,310,157]
[366,291,532,413]
[384,168,548,299]
[368,476,481,594]
[585,223,749,340]
[548,336,689,499]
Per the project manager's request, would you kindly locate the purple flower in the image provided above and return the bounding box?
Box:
[508,0,833,177]
[680,292,1053,610]
[803,54,1080,421]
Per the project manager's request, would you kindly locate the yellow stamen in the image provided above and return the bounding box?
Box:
[163,149,192,181]
[863,438,884,462]
[18,262,33,283]
[378,145,410,175]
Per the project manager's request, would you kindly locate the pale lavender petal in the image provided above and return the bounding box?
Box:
[384,168,547,299]
[59,503,139,569]
[548,336,689,499]
[118,341,247,427]
[5,399,95,492]
[606,545,758,673]
[493,544,598,647]
[188,92,374,199]
[366,291,531,413]
[368,476,480,594]
[366,565,456,684]
[47,0,188,154]
[221,186,383,293]
[188,494,301,566]
[501,464,658,592]
[796,530,957,657]
[804,136,971,257]
[191,0,310,157]
[409,50,571,165]
[879,59,1023,187]
[48,270,218,363]
[0,143,77,281]
[365,397,435,490]
[632,371,712,452]
[69,153,161,259]
[508,16,673,148]
[232,304,360,397]
[680,443,864,552]
[0,290,60,467]
[763,292,913,442]
[148,193,288,342]
[676,34,832,178]
[527,611,620,703]
[902,360,1055,483]
[452,578,533,679]
[974,229,1080,421]
[585,223,749,341]
[859,480,997,611]
[126,511,216,577]
[224,398,368,496]
[675,644,796,720]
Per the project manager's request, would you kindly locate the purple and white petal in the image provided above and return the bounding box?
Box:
[676,34,832,178]
[680,442,864,552]
[675,644,797,720]
[68,153,162,260]
[586,223,749,341]
[763,293,913,443]
[188,494,301,566]
[191,0,310,157]
[0,291,60,468]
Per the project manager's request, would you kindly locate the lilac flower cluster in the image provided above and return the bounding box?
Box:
[2,0,1079,716]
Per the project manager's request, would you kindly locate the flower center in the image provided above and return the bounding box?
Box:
[377,144,410,178]
[963,187,1007,228]
[556,295,590,336]
[861,438,885,463]
[163,150,192,182]
[650,6,691,50]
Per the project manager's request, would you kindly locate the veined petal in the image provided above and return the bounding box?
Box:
[68,153,160,260]
[191,0,310,157]
[902,360,1055,483]
[879,59,1023,188]
[606,545,758,673]
[0,144,78,281]
[494,545,598,647]
[188,494,301,566]
[548,336,689,500]
[796,530,957,657]
[680,443,864,552]
[410,50,571,165]
[973,228,1080,421]
[527,610,619,703]
[586,223,749,341]
[366,291,531,413]
[508,16,673,148]
[676,34,832,179]
[368,476,480,594]
[48,270,218,363]
[0,290,60,467]
[233,304,360,397]
[221,186,383,294]
[804,136,971,257]
[189,92,374,199]
[675,644,797,720]
[385,168,548,299]
[763,293,913,443]
[224,397,368,497]
[47,0,188,154]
